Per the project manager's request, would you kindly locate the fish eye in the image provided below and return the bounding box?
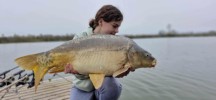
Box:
[145,53,150,57]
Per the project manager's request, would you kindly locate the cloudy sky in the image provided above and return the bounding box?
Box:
[0,0,216,36]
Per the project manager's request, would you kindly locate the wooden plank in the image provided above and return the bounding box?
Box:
[1,78,71,95]
[3,83,71,99]
[0,76,73,100]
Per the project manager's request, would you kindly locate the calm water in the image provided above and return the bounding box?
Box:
[0,37,216,100]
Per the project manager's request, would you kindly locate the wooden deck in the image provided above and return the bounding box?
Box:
[0,76,73,100]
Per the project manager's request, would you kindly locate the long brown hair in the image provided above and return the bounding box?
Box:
[89,5,123,30]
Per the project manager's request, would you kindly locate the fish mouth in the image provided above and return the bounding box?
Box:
[151,59,157,67]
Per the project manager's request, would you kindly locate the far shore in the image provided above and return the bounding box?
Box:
[1,31,216,44]
[125,32,216,39]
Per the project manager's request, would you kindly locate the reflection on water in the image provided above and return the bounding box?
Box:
[0,37,216,100]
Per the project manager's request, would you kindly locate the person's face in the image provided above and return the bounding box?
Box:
[99,19,122,35]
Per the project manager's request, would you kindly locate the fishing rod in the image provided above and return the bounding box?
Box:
[0,72,34,95]
[27,72,34,88]
[0,72,34,97]
[15,72,34,88]
[0,74,28,93]
[0,72,35,100]
[0,66,18,79]
[0,70,25,87]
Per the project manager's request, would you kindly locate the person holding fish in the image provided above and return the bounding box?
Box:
[64,5,133,100]
[15,4,156,100]
[15,3,157,100]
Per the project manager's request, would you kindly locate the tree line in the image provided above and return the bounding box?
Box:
[1,31,216,43]
[0,34,74,43]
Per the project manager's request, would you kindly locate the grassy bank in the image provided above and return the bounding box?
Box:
[1,31,216,43]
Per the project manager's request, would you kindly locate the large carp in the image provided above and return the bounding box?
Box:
[15,34,156,91]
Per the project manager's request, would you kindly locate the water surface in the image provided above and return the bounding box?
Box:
[0,37,216,100]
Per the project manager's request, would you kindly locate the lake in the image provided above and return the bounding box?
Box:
[0,37,216,100]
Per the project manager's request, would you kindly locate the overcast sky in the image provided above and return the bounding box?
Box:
[0,0,216,36]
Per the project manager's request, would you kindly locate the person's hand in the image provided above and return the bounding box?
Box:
[116,68,135,78]
[64,63,79,74]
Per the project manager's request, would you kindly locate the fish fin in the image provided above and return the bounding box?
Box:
[15,52,48,92]
[15,53,42,70]
[113,67,129,77]
[48,67,64,74]
[113,62,132,77]
[33,66,49,92]
[89,74,105,89]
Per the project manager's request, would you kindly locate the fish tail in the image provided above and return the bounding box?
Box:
[15,53,41,70]
[15,52,49,92]
[33,65,49,92]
